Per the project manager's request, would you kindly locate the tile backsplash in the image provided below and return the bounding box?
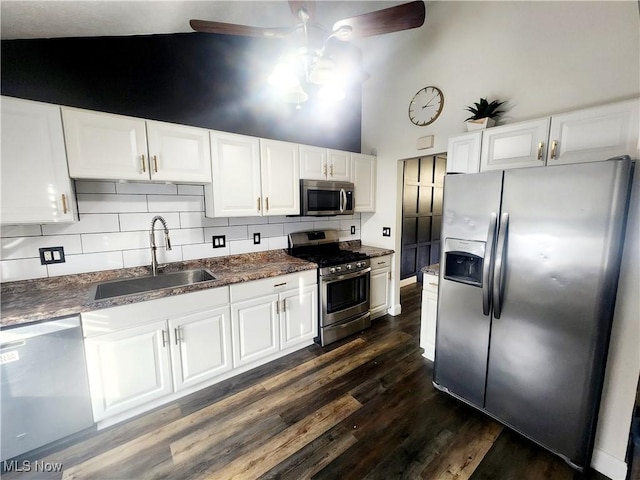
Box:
[0,181,361,282]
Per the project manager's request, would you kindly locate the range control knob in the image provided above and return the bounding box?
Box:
[356,262,363,268]
[335,266,342,272]
[329,267,336,274]
[346,264,353,270]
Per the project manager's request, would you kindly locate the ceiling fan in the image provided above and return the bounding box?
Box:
[190,1,426,106]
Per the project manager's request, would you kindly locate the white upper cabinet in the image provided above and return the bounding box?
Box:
[206,131,262,217]
[299,145,350,181]
[480,118,551,171]
[260,139,300,216]
[447,131,482,174]
[351,153,376,212]
[63,107,211,183]
[145,120,211,183]
[1,97,76,224]
[546,99,639,166]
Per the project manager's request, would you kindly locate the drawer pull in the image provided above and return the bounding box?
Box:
[428,282,438,287]
[274,282,287,287]
[141,154,146,173]
[61,194,68,214]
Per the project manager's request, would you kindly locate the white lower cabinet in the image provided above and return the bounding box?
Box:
[82,271,317,425]
[420,272,439,361]
[370,255,391,319]
[169,305,233,391]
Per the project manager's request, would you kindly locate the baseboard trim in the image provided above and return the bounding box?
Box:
[591,447,627,480]
[388,303,402,316]
[399,276,417,287]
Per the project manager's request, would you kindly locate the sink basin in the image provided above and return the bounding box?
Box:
[92,269,216,301]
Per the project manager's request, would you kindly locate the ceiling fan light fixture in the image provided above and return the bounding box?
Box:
[268,60,300,89]
[318,82,346,103]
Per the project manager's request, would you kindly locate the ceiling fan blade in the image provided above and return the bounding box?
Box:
[332,1,425,38]
[190,19,294,38]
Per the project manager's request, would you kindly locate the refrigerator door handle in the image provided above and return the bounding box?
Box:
[482,212,498,316]
[492,212,509,319]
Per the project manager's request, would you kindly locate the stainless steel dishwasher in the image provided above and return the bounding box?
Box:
[1,316,94,460]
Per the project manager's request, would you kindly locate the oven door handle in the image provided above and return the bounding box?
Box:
[322,267,371,283]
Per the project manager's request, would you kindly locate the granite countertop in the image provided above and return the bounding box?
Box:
[421,263,440,276]
[0,250,316,328]
[0,241,395,328]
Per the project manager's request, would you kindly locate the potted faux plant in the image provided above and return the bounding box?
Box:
[464,98,505,131]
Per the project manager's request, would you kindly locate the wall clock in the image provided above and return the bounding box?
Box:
[408,86,444,126]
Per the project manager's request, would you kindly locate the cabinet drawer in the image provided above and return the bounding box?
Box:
[82,287,230,336]
[371,255,391,270]
[423,273,439,293]
[230,270,316,303]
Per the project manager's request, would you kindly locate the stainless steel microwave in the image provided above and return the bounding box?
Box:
[300,179,354,216]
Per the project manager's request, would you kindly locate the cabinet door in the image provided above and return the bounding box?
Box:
[420,276,439,361]
[370,267,390,318]
[327,149,351,181]
[146,121,212,183]
[260,139,300,216]
[480,118,550,171]
[547,99,639,166]
[280,285,318,349]
[62,107,149,180]
[84,321,172,422]
[1,97,76,224]
[299,145,328,180]
[169,306,232,391]
[447,132,482,173]
[206,131,262,217]
[231,294,280,368]
[352,153,376,212]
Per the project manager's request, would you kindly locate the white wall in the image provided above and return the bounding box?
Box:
[359,1,639,477]
[0,181,361,282]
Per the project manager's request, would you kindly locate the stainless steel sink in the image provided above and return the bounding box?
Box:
[91,269,216,301]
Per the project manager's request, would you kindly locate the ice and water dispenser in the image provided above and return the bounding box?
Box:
[443,238,486,287]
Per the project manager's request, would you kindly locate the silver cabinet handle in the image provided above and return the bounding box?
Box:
[161,329,168,347]
[141,154,147,173]
[329,164,334,177]
[257,197,261,212]
[550,140,558,160]
[537,142,544,161]
[265,197,269,212]
[275,300,280,315]
[274,282,287,287]
[174,326,181,345]
[61,194,68,214]
[492,212,509,319]
[282,299,286,312]
[482,212,498,316]
[153,155,159,173]
[323,163,327,176]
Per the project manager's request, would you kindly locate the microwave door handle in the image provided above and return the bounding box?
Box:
[340,189,346,212]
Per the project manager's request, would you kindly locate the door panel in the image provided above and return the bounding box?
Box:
[484,159,632,466]
[434,170,503,407]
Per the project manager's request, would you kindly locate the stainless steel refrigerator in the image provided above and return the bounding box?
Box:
[433,157,633,471]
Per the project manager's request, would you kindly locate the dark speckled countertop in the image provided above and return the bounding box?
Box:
[0,242,394,328]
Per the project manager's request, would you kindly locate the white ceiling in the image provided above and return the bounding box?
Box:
[0,1,407,40]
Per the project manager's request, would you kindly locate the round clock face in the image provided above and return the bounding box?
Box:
[408,86,444,126]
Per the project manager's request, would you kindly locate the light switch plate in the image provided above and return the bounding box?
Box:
[382,227,391,237]
[212,235,226,248]
[39,246,65,265]
[253,233,261,245]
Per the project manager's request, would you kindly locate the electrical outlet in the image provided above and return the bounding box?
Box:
[253,233,261,245]
[39,246,65,265]
[212,235,226,248]
[382,227,391,237]
[350,225,356,235]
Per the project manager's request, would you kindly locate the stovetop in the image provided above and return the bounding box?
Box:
[289,248,369,268]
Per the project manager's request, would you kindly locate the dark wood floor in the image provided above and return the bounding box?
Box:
[4,284,611,480]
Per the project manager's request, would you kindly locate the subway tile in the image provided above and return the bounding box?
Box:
[247,223,284,238]
[1,235,82,260]
[338,231,361,242]
[283,222,315,235]
[228,216,268,226]
[0,225,42,238]
[182,243,229,261]
[74,181,117,194]
[180,212,228,229]
[148,195,203,212]
[118,212,180,232]
[78,194,148,214]
[81,231,148,253]
[268,236,288,250]
[168,228,205,246]
[178,184,204,196]
[122,246,183,268]
[0,258,48,282]
[42,214,120,235]
[47,251,124,277]
[339,219,360,231]
[116,183,178,195]
[313,220,341,231]
[229,239,268,255]
[203,225,248,241]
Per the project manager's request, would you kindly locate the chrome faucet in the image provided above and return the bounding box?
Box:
[150,215,172,276]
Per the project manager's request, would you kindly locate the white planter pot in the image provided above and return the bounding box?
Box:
[466,117,496,131]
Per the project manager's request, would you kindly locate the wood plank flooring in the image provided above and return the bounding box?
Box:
[3,284,611,480]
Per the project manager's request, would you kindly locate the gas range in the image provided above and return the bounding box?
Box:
[288,229,372,346]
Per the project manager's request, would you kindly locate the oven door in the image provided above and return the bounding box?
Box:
[321,269,370,326]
